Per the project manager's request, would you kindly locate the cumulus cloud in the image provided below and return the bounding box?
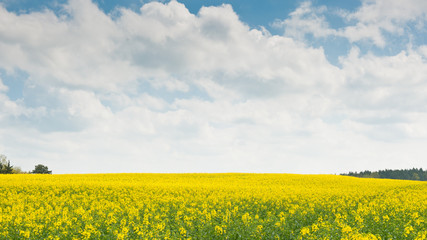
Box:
[0,0,426,173]
[341,0,427,47]
[340,47,427,111]
[278,0,427,47]
[0,0,340,97]
[273,2,337,40]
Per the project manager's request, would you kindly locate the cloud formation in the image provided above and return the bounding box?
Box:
[0,0,426,173]
[276,0,427,47]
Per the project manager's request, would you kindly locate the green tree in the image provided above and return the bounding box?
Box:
[341,168,427,181]
[31,164,52,174]
[412,172,420,181]
[0,154,13,174]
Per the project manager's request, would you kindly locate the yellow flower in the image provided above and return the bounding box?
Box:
[311,223,319,232]
[20,230,30,239]
[342,225,352,234]
[179,227,186,236]
[405,226,414,236]
[301,227,310,236]
[215,225,223,235]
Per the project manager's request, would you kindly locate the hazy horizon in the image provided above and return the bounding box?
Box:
[1,0,427,174]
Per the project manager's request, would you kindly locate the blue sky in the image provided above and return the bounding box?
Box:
[1,0,427,174]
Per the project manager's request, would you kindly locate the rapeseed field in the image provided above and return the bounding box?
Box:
[0,174,426,239]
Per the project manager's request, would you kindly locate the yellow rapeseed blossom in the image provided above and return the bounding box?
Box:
[214,225,223,235]
[0,173,425,239]
[300,227,310,235]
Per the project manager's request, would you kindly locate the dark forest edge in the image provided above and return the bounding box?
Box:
[341,168,427,181]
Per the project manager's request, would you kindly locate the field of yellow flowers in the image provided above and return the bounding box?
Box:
[1,173,426,239]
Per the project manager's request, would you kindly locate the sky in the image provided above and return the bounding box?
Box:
[0,0,427,174]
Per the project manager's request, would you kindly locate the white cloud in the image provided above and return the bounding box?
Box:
[0,0,339,95]
[0,77,8,92]
[340,47,427,111]
[339,0,427,46]
[347,0,427,25]
[277,0,427,47]
[273,2,337,40]
[0,0,426,173]
[419,45,427,57]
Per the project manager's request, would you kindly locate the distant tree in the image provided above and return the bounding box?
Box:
[0,154,13,174]
[341,168,427,181]
[370,172,380,178]
[412,172,420,181]
[31,164,52,174]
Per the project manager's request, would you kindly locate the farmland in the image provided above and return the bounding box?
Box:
[1,174,426,239]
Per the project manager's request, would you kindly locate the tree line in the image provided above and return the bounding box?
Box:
[341,168,427,181]
[0,154,52,174]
